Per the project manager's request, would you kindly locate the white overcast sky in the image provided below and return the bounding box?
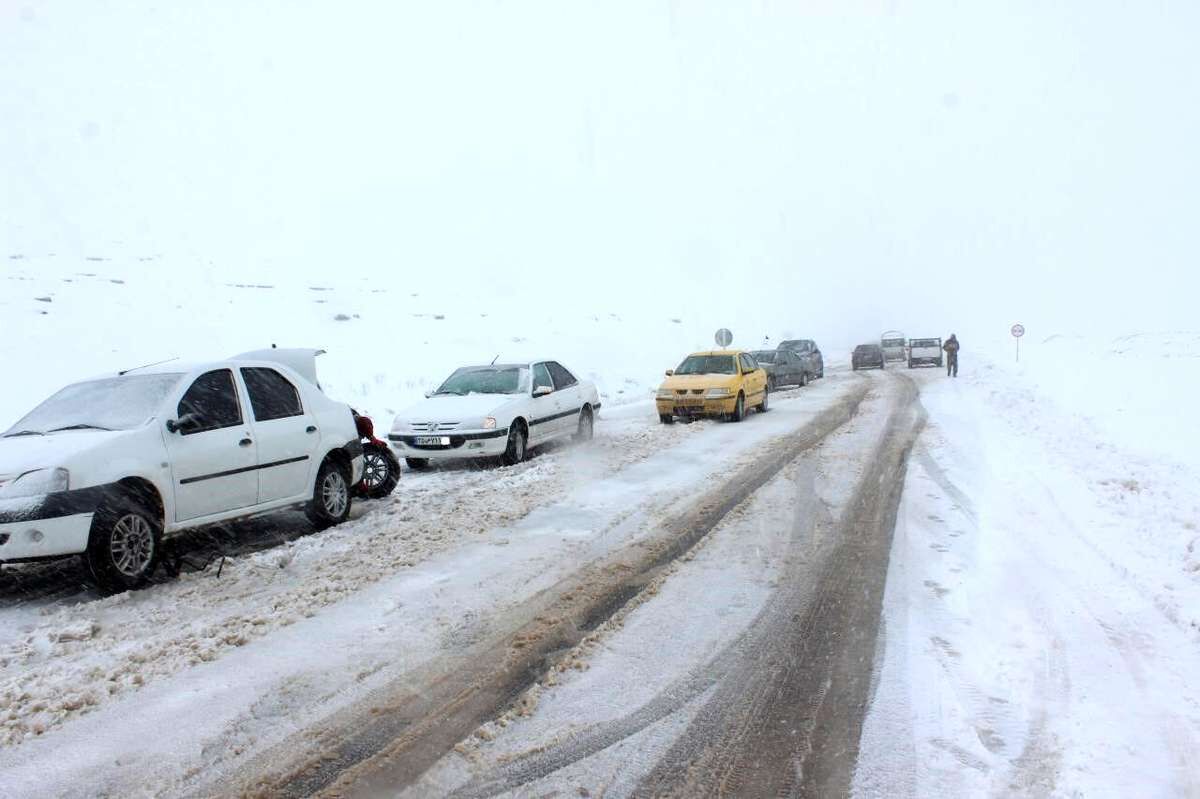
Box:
[3,1,1198,345]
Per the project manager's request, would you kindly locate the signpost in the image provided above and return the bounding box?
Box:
[1011,323,1025,362]
[715,328,733,348]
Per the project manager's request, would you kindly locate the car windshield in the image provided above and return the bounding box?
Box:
[435,366,530,395]
[856,346,878,353]
[912,339,940,347]
[4,373,183,436]
[675,355,737,375]
[749,351,777,364]
[881,339,905,347]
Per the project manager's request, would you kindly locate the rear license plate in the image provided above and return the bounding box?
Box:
[414,436,451,446]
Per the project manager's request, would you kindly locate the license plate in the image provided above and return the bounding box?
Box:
[414,436,451,446]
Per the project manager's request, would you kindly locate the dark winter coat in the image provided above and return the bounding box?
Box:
[943,337,960,355]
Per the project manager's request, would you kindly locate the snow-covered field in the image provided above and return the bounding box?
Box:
[853,341,1200,797]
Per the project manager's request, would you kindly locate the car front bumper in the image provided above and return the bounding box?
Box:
[388,429,510,460]
[0,504,92,561]
[656,396,738,418]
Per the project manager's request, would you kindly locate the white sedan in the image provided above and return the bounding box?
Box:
[0,349,363,593]
[388,360,601,468]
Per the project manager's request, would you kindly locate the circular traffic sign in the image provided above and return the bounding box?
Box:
[1011,323,1025,338]
[715,328,733,347]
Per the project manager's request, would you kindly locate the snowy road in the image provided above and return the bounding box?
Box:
[3,360,1198,799]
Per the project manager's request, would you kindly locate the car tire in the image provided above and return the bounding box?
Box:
[405,457,430,470]
[358,443,400,499]
[908,361,915,369]
[574,406,595,442]
[306,457,352,531]
[799,372,809,387]
[852,365,857,372]
[767,376,777,393]
[757,385,769,413]
[728,392,745,423]
[501,423,528,466]
[659,414,674,425]
[86,493,163,594]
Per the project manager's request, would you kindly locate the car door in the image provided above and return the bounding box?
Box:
[780,350,800,384]
[163,369,259,522]
[740,353,766,399]
[529,362,563,444]
[240,366,320,503]
[546,361,583,435]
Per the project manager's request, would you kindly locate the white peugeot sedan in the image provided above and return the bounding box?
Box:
[388,360,601,468]
[0,349,363,593]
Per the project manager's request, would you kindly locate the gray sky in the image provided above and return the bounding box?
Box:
[3,1,1198,347]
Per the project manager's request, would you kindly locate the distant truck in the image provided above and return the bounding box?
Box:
[880,330,907,362]
[908,337,944,368]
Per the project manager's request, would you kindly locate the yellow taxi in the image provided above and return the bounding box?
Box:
[656,350,770,424]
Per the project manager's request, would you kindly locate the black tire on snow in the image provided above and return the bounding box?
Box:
[659,414,674,425]
[728,393,746,423]
[574,406,595,442]
[358,443,400,499]
[501,423,528,466]
[307,457,352,531]
[405,457,430,470]
[757,384,769,413]
[86,492,162,594]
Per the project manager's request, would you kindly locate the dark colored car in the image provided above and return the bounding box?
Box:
[852,344,886,371]
[777,339,824,381]
[749,349,812,389]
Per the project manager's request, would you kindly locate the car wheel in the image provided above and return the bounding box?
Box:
[307,457,352,531]
[405,457,430,470]
[757,384,769,413]
[501,423,528,465]
[908,361,914,369]
[574,406,595,442]
[767,376,777,392]
[86,494,162,594]
[659,414,674,425]
[728,392,745,423]
[358,443,400,499]
[799,372,808,387]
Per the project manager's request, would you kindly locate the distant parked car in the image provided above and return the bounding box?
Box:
[388,361,600,468]
[657,350,769,423]
[908,337,944,368]
[852,344,886,370]
[748,349,811,389]
[0,349,364,593]
[776,339,824,380]
[880,330,907,362]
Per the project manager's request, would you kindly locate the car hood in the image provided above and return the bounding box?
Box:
[0,429,130,481]
[660,374,739,391]
[395,393,520,423]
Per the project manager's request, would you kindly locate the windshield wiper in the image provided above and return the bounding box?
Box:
[3,430,44,437]
[433,390,465,396]
[46,424,114,433]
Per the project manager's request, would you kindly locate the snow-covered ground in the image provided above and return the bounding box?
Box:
[854,344,1200,797]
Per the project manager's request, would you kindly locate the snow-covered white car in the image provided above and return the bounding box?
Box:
[0,349,364,593]
[388,361,601,468]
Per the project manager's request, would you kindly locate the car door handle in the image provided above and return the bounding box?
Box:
[306,425,317,434]
[239,438,253,447]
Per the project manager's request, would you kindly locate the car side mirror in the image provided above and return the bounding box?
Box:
[664,369,674,377]
[167,412,201,434]
[533,385,553,398]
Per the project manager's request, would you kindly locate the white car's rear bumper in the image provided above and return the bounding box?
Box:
[387,429,509,460]
[0,511,92,561]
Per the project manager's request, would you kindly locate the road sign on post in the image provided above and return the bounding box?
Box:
[1011,323,1025,362]
[715,328,733,348]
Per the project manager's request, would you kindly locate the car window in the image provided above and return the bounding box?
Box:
[740,354,757,372]
[532,362,554,392]
[546,361,577,389]
[241,367,304,421]
[177,369,242,434]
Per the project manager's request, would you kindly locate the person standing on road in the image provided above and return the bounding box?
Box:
[943,334,960,377]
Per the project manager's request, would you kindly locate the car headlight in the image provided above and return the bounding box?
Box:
[656,389,674,399]
[1,467,70,499]
[482,416,497,430]
[705,388,732,398]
